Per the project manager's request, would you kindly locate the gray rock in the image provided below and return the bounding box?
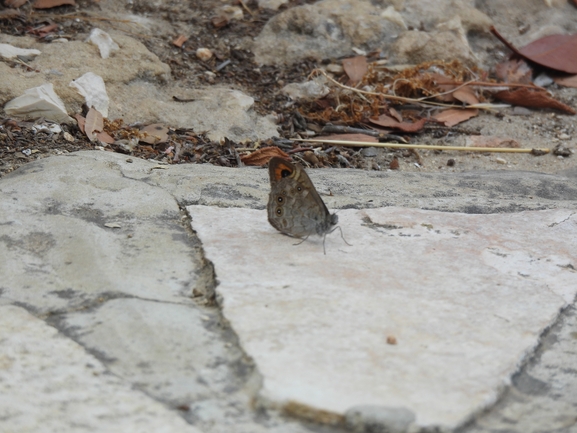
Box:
[252,0,404,65]
[0,34,277,142]
[345,406,416,433]
[387,29,475,66]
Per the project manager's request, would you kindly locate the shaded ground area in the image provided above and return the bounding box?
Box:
[1,0,576,177]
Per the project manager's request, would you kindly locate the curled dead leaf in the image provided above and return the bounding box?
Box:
[493,88,576,115]
[240,147,290,166]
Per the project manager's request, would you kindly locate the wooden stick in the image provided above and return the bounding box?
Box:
[293,138,550,154]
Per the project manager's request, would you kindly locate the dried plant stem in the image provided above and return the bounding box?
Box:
[294,138,550,154]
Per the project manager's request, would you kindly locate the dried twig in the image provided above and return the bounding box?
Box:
[294,138,550,154]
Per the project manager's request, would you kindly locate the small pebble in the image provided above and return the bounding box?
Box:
[196,47,213,61]
[447,158,455,167]
[361,147,377,157]
[495,157,507,164]
[558,133,570,140]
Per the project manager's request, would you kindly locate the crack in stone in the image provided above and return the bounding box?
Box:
[548,211,577,227]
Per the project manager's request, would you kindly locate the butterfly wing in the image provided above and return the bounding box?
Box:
[267,157,336,238]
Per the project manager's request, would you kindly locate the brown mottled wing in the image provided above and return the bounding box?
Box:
[267,157,334,238]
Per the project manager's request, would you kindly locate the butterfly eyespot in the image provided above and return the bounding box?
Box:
[281,169,291,178]
[277,196,283,203]
[276,208,282,215]
[297,186,302,192]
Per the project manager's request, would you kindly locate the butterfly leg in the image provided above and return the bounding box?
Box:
[292,235,310,246]
[328,225,352,247]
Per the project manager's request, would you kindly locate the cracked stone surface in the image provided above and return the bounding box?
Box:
[189,205,577,430]
[1,150,576,433]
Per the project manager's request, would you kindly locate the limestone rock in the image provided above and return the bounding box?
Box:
[252,0,404,65]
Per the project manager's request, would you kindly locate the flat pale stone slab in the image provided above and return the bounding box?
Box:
[0,305,202,433]
[189,205,577,430]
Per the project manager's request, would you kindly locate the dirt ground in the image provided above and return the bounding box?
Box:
[0,0,576,177]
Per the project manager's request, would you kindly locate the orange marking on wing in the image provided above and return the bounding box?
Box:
[272,162,294,181]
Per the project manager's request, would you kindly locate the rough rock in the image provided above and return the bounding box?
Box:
[387,29,475,66]
[252,0,404,65]
[0,34,277,141]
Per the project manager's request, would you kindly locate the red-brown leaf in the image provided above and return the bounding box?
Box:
[493,88,576,115]
[33,0,76,8]
[85,107,103,141]
[74,113,86,134]
[342,56,368,85]
[96,131,115,144]
[369,115,426,132]
[491,26,577,74]
[240,147,290,166]
[452,86,479,105]
[519,34,577,74]
[433,108,478,127]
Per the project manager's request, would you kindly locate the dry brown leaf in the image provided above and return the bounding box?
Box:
[96,131,115,144]
[465,136,521,149]
[429,73,458,102]
[452,86,479,105]
[491,26,577,74]
[33,0,76,8]
[73,113,86,134]
[433,108,478,127]
[495,58,533,83]
[554,74,577,89]
[369,115,426,133]
[342,56,368,85]
[493,88,576,114]
[519,33,577,74]
[240,147,290,166]
[316,133,378,143]
[85,107,103,142]
[140,124,169,144]
[388,107,403,123]
[172,35,188,48]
